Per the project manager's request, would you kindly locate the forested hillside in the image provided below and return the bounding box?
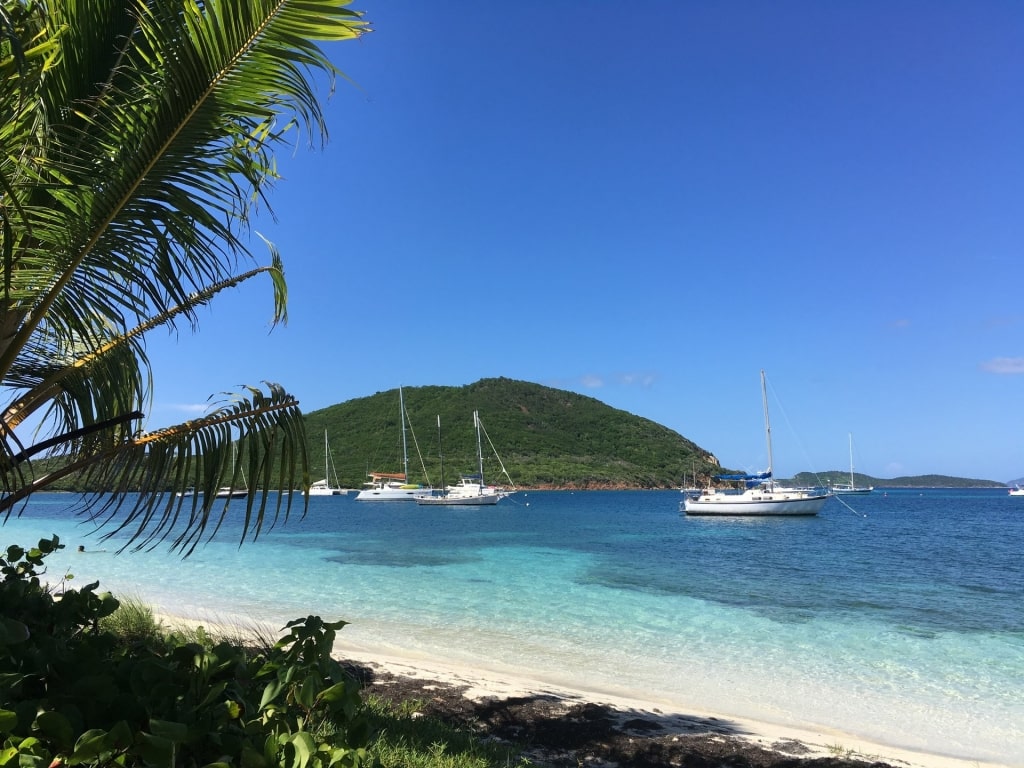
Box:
[305,378,719,489]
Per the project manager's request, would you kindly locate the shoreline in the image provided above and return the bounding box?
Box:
[155,612,1010,768]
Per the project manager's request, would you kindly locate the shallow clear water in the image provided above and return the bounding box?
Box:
[3,489,1022,764]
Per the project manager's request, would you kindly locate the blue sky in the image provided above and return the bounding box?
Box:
[144,1,1024,482]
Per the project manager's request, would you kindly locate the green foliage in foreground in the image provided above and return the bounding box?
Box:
[0,537,371,768]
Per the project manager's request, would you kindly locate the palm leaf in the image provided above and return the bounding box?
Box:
[0,0,368,548]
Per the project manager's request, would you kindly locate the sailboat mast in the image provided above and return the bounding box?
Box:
[474,410,485,494]
[848,432,855,487]
[436,415,445,496]
[399,387,409,481]
[760,369,774,490]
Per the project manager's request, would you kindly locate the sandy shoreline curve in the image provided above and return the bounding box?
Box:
[153,612,1011,768]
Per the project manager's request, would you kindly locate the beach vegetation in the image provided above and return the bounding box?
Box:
[0,0,368,553]
[97,593,163,644]
[0,536,372,767]
[361,695,529,768]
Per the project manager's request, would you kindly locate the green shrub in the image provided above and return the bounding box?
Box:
[0,536,371,768]
[98,595,163,645]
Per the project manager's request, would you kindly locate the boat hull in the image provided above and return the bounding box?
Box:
[306,479,347,496]
[683,491,827,516]
[417,493,500,506]
[214,488,248,500]
[355,487,430,501]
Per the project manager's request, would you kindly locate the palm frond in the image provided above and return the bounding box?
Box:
[72,382,308,556]
[1,0,366,373]
[0,0,368,547]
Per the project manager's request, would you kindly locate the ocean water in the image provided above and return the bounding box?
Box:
[2,489,1022,765]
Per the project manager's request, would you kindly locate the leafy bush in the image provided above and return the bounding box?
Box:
[0,537,371,768]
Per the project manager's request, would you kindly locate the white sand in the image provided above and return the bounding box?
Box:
[155,612,1011,768]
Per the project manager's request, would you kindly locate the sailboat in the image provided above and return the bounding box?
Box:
[680,461,701,498]
[215,444,248,499]
[830,433,873,494]
[306,429,347,496]
[355,387,432,501]
[417,410,511,506]
[682,371,829,516]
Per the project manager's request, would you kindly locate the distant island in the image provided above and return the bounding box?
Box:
[787,472,1006,489]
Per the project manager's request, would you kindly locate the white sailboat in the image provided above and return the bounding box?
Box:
[355,387,432,501]
[682,371,828,517]
[831,433,873,494]
[680,461,701,497]
[306,429,347,496]
[215,444,247,499]
[418,410,512,506]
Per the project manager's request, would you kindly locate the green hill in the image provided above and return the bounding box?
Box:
[305,377,719,490]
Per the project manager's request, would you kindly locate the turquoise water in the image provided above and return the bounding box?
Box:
[3,489,1022,764]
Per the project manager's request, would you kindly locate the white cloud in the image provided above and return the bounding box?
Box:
[618,372,657,388]
[550,372,658,391]
[979,357,1024,374]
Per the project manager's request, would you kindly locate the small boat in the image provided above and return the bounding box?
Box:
[214,487,248,499]
[355,387,433,501]
[418,411,512,506]
[831,433,873,494]
[682,371,828,517]
[214,444,248,499]
[1009,486,1024,497]
[680,463,701,498]
[306,429,347,496]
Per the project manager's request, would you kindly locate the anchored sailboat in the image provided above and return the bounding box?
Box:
[418,410,514,506]
[306,429,347,496]
[830,433,873,494]
[682,371,828,517]
[355,387,432,501]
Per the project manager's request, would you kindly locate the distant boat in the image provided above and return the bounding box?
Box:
[355,387,433,501]
[214,487,248,500]
[418,411,512,506]
[680,462,701,498]
[175,485,246,499]
[1009,486,1024,497]
[831,433,874,494]
[306,429,347,496]
[215,444,248,499]
[682,371,829,517]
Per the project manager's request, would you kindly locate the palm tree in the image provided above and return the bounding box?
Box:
[0,0,368,554]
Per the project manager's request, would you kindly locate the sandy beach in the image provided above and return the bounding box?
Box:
[157,612,1011,768]
[338,646,1012,768]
